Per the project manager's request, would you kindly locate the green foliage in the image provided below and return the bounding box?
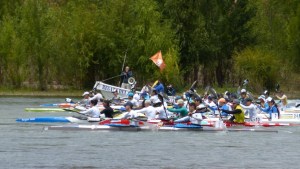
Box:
[0,0,298,92]
[234,48,280,91]
[288,3,300,72]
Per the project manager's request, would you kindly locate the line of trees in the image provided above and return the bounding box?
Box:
[0,0,299,92]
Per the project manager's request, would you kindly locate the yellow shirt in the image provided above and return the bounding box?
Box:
[233,105,245,123]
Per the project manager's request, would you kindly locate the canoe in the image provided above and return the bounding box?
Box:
[44,124,278,133]
[25,108,66,112]
[16,116,101,123]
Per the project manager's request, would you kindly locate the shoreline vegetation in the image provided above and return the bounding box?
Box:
[0,87,299,99]
[0,1,300,94]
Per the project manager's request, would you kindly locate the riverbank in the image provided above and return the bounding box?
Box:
[0,88,83,97]
[0,87,299,99]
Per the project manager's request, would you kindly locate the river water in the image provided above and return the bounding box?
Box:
[1,97,300,169]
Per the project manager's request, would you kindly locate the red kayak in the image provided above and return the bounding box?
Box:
[100,119,215,127]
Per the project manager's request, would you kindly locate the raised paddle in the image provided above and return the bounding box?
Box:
[158,93,168,120]
[186,81,197,107]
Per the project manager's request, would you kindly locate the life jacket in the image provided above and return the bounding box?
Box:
[233,105,245,123]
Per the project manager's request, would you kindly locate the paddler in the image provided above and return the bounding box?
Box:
[111,89,121,104]
[218,98,230,117]
[221,99,245,123]
[275,90,288,111]
[150,89,162,107]
[127,92,139,108]
[89,90,103,104]
[174,102,204,125]
[135,100,156,120]
[257,95,268,109]
[258,97,280,120]
[153,80,165,95]
[239,98,257,121]
[239,89,248,106]
[100,100,114,118]
[204,96,218,116]
[167,99,188,118]
[80,99,100,118]
[141,82,152,94]
[78,91,91,108]
[123,102,138,119]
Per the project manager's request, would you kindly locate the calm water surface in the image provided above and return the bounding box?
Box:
[1,97,300,169]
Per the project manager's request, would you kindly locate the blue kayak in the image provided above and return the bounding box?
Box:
[16,117,75,123]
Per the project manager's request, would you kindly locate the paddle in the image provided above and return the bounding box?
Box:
[186,81,197,108]
[158,93,168,120]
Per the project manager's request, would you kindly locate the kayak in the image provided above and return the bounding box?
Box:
[25,108,66,112]
[224,121,300,127]
[99,119,215,127]
[40,103,75,108]
[44,124,278,133]
[16,116,101,123]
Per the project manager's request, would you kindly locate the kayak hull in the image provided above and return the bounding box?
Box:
[44,124,277,133]
[16,117,87,123]
[25,108,66,112]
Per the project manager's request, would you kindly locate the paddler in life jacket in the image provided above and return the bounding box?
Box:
[221,99,245,123]
[80,99,100,118]
[258,97,280,120]
[174,103,204,125]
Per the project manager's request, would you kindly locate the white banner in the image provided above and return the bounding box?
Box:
[93,81,130,96]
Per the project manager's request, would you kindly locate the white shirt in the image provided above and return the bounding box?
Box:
[90,93,103,101]
[133,93,140,101]
[150,95,161,104]
[155,106,168,119]
[80,106,100,118]
[123,110,138,119]
[190,112,203,125]
[128,99,139,108]
[135,106,156,120]
[141,85,151,93]
[240,103,257,120]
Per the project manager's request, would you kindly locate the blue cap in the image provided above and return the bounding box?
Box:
[127,92,134,97]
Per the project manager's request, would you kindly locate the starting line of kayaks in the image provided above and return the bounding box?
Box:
[43,124,278,133]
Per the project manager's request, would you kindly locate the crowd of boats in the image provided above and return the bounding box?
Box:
[17,80,300,133]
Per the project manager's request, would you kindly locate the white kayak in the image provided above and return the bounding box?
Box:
[44,124,278,133]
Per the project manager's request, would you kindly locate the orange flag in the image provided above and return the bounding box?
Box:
[150,50,166,71]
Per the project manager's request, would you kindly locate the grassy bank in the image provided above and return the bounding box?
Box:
[0,88,83,97]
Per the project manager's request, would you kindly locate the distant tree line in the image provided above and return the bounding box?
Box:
[0,0,299,92]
